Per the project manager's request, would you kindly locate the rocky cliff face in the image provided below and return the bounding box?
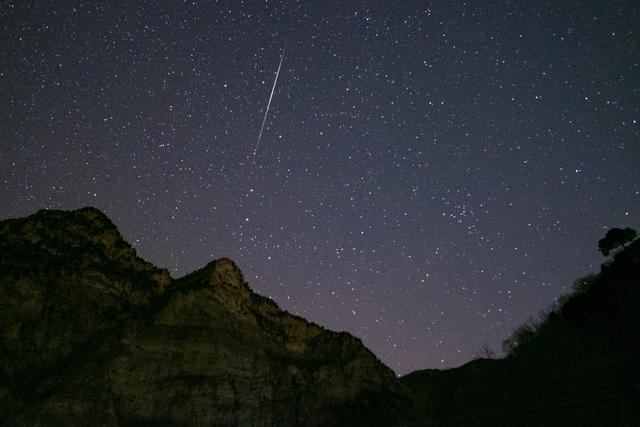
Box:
[0,208,406,426]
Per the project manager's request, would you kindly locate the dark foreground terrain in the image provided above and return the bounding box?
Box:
[1,208,638,426]
[402,234,640,426]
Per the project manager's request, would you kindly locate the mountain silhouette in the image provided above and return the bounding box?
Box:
[1,208,638,426]
[402,234,640,425]
[0,208,406,426]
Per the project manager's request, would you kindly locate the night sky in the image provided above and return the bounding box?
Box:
[2,1,639,375]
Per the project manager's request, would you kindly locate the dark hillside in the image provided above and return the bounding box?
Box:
[402,238,640,426]
[2,208,638,426]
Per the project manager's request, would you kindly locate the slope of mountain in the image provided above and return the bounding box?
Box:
[0,208,406,426]
[402,238,640,426]
[3,208,639,426]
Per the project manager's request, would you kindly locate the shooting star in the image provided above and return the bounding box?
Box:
[253,46,285,157]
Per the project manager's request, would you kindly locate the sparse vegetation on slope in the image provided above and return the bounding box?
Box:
[402,232,640,426]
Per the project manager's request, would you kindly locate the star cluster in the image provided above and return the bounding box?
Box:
[1,0,639,375]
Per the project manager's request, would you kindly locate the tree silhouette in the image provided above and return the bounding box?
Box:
[598,227,637,256]
[477,341,496,359]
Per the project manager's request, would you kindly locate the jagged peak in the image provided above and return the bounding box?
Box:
[31,206,115,227]
[180,257,249,291]
[209,257,246,289]
[0,207,164,285]
[2,206,117,248]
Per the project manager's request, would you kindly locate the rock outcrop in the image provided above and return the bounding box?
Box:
[0,208,406,426]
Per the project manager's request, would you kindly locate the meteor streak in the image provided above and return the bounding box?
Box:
[253,46,285,157]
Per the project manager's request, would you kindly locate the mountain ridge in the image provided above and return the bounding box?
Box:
[2,207,639,426]
[0,207,406,426]
[401,237,640,426]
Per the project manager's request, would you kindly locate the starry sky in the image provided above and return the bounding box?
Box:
[1,0,639,375]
